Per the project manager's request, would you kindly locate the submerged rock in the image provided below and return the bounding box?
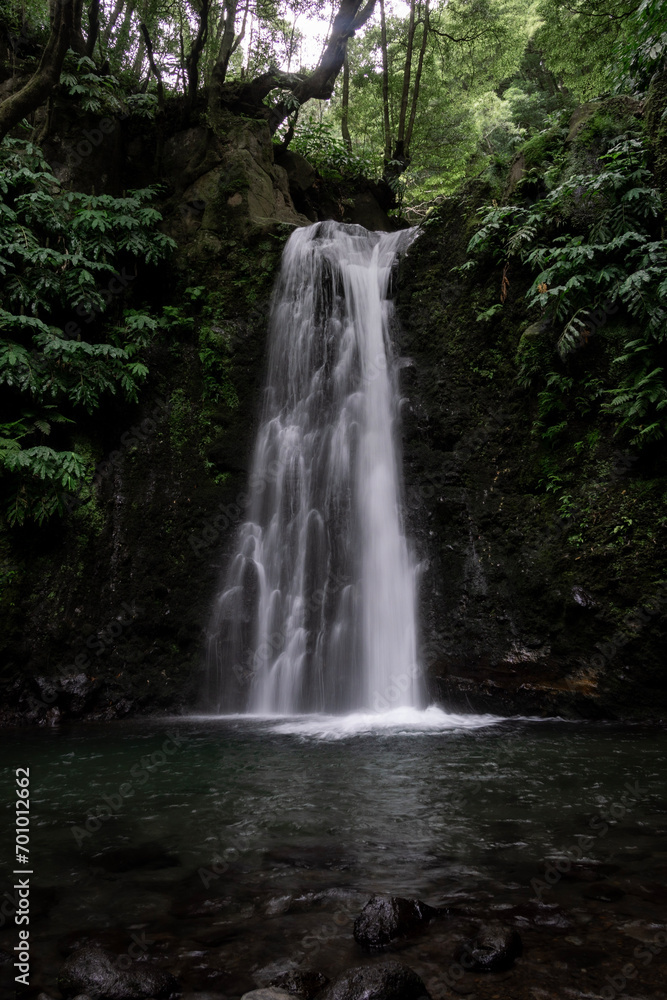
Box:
[582,882,625,902]
[318,961,429,1000]
[353,895,438,951]
[59,928,139,957]
[90,841,180,872]
[241,991,294,1000]
[58,945,180,999]
[268,970,329,998]
[456,921,522,972]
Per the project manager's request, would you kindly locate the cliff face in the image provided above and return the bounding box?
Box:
[1,86,666,725]
[396,193,667,720]
[396,88,667,720]
[0,115,296,724]
[0,111,396,725]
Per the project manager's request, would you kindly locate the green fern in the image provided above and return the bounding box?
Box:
[465,132,667,449]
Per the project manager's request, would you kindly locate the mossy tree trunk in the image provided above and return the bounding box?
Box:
[0,0,76,142]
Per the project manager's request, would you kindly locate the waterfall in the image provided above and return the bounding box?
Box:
[206,221,425,715]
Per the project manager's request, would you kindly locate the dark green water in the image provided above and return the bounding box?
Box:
[1,714,666,999]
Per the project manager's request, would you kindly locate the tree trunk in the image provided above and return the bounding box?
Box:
[0,0,76,142]
[70,0,88,54]
[241,14,254,79]
[102,0,125,46]
[231,1,250,61]
[404,0,429,154]
[208,0,240,108]
[113,2,135,64]
[132,36,145,77]
[267,0,376,132]
[86,0,100,56]
[185,0,210,107]
[210,0,375,133]
[341,50,351,150]
[395,0,416,163]
[140,22,164,110]
[140,22,165,169]
[379,0,391,163]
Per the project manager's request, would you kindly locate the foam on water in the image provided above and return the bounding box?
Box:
[265,706,503,738]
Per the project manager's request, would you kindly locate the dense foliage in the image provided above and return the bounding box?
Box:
[466,131,666,449]
[1,0,662,193]
[0,137,175,524]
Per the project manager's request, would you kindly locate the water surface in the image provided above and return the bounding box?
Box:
[1,715,665,999]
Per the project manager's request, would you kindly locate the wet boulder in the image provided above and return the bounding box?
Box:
[58,945,180,999]
[353,895,438,951]
[318,961,429,1000]
[456,921,522,972]
[268,970,329,998]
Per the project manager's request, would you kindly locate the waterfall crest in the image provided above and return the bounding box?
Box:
[206,221,424,715]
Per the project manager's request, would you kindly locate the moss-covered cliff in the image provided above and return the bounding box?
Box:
[0,109,397,725]
[397,85,667,719]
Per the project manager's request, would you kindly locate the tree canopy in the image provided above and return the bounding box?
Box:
[1,0,660,174]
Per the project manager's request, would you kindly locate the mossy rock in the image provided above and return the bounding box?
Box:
[567,96,644,173]
[515,320,554,373]
[645,69,667,196]
[520,126,563,169]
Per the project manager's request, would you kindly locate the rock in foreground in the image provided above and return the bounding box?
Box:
[353,895,438,951]
[268,970,329,998]
[241,990,294,1000]
[318,961,429,1000]
[58,945,180,999]
[457,921,522,972]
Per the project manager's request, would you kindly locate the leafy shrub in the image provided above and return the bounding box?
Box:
[464,134,667,448]
[287,119,375,181]
[615,0,667,95]
[60,54,122,114]
[0,137,176,524]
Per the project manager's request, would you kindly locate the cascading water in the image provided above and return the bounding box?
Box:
[206,220,425,715]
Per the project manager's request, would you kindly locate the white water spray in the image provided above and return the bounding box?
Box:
[206,221,424,714]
